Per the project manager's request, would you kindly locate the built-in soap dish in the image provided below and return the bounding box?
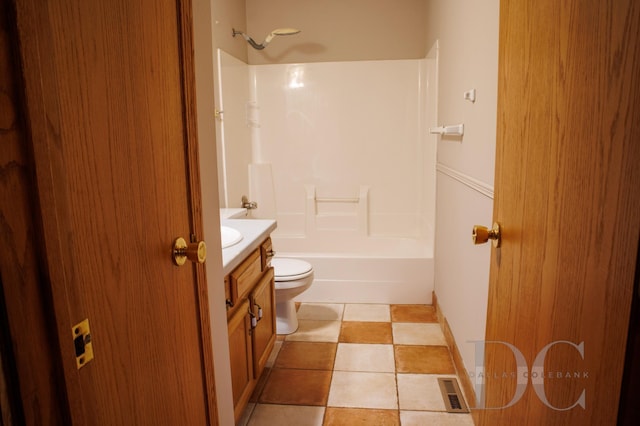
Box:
[437,377,470,413]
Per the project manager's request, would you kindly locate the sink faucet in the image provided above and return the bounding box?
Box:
[241,195,258,210]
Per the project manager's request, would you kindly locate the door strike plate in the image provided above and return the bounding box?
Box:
[72,319,94,369]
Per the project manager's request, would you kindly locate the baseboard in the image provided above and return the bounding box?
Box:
[432,291,477,413]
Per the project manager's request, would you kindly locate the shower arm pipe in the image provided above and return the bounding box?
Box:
[232,27,301,50]
[232,29,266,50]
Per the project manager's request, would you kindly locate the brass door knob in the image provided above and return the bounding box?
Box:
[173,237,207,266]
[472,222,501,248]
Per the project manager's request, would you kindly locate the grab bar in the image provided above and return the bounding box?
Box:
[315,197,359,203]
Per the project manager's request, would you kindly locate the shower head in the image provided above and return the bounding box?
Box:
[232,27,301,50]
[265,28,301,43]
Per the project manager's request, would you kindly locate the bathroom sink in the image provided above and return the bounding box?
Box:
[220,225,243,249]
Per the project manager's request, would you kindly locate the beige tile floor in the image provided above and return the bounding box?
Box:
[239,303,475,426]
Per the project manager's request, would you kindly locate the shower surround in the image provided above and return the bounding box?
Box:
[218,51,436,303]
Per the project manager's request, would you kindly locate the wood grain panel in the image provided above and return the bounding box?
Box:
[227,299,254,423]
[251,267,276,376]
[478,0,640,424]
[12,0,214,423]
[0,0,67,423]
[232,249,262,302]
[176,0,219,420]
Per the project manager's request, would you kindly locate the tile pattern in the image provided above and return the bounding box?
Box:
[339,321,392,344]
[259,368,332,406]
[324,407,399,426]
[274,342,337,370]
[395,345,456,374]
[334,343,395,373]
[241,303,474,426]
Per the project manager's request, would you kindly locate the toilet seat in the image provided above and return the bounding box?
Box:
[271,258,313,282]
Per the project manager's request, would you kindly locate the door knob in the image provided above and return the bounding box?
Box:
[472,222,501,248]
[172,237,207,266]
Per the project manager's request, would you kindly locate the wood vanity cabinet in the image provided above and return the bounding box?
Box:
[227,299,253,415]
[225,237,276,422]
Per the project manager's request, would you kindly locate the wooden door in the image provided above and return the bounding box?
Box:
[477,0,640,424]
[13,0,217,424]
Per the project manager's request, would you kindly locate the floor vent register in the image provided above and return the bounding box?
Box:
[437,378,470,413]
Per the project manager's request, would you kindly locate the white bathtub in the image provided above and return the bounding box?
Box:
[271,234,434,304]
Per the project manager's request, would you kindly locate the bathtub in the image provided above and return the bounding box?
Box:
[270,234,434,304]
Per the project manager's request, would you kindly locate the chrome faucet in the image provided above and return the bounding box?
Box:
[241,195,258,210]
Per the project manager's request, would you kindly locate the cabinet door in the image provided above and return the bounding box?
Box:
[250,267,276,377]
[227,299,253,422]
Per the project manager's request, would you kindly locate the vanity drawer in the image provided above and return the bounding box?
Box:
[230,249,262,302]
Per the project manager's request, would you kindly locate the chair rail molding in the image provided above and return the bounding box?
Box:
[436,163,494,199]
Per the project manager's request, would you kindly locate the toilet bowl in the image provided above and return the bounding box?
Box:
[271,257,314,334]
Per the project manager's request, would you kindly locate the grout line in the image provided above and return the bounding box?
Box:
[249,303,472,424]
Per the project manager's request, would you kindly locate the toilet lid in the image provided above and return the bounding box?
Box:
[271,258,313,281]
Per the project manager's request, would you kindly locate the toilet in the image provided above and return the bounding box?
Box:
[247,163,314,333]
[271,257,314,334]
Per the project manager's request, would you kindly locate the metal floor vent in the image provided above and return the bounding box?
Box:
[437,378,470,413]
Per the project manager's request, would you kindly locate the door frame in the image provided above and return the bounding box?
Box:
[0,0,69,421]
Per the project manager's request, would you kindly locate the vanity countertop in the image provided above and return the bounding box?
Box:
[221,218,277,275]
[220,208,248,219]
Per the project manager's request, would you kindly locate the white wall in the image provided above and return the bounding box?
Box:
[218,0,430,207]
[216,50,252,208]
[211,0,248,63]
[427,0,500,394]
[192,1,235,425]
[251,60,435,241]
[245,0,427,64]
